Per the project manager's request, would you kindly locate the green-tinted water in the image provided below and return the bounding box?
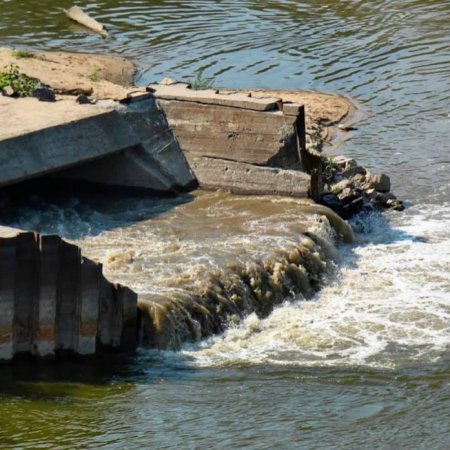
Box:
[0,1,449,448]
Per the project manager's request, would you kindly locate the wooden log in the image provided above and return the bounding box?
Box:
[65,6,108,37]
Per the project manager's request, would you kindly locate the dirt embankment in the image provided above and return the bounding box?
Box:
[0,47,135,100]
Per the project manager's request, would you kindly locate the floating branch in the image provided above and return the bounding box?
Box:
[65,5,108,37]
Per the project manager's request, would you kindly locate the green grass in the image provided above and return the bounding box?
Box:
[13,49,35,59]
[89,69,102,82]
[0,64,39,97]
[188,71,214,90]
[322,155,336,183]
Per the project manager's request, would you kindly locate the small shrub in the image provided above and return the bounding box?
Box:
[13,49,35,59]
[322,156,336,183]
[89,69,102,82]
[0,64,39,97]
[188,71,214,90]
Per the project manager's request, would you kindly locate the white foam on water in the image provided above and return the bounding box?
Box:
[177,201,450,369]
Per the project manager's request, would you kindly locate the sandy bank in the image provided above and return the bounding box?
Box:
[0,47,135,100]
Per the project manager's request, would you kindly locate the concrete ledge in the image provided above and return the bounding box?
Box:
[148,83,282,111]
[0,109,140,187]
[190,157,310,197]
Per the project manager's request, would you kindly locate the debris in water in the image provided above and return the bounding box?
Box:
[65,5,109,37]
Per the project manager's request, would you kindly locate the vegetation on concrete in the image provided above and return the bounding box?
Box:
[0,64,39,97]
[189,70,214,90]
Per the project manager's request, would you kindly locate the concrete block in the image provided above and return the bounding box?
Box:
[78,258,101,355]
[148,83,281,111]
[158,100,301,169]
[56,241,81,353]
[13,233,39,356]
[36,235,60,357]
[0,110,141,188]
[190,157,310,198]
[0,238,16,361]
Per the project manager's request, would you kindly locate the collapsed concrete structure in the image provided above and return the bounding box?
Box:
[0,49,353,362]
[0,226,137,362]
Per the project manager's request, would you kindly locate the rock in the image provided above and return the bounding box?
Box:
[351,173,366,184]
[378,192,397,203]
[341,166,367,178]
[2,85,15,97]
[387,199,405,211]
[333,155,357,170]
[76,94,93,104]
[342,196,364,219]
[338,187,361,203]
[32,86,56,102]
[160,77,177,86]
[370,173,391,193]
[338,124,358,131]
[331,179,352,194]
[320,193,344,217]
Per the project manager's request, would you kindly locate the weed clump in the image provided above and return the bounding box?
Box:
[0,64,39,97]
[188,70,214,90]
[13,49,35,59]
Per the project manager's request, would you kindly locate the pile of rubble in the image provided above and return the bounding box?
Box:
[321,155,404,219]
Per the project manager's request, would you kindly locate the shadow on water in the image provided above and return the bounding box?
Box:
[0,177,194,240]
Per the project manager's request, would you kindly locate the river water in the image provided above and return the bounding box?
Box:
[0,1,449,448]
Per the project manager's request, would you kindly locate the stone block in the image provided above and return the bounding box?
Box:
[190,157,310,198]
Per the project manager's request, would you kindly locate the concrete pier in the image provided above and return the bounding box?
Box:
[0,227,137,362]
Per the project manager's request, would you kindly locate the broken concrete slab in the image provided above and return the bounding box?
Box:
[0,96,196,193]
[157,99,302,169]
[148,83,281,111]
[190,157,310,197]
[0,229,138,362]
[55,97,196,192]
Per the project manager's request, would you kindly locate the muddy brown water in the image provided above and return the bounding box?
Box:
[0,1,449,448]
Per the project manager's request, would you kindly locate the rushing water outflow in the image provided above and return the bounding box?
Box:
[0,0,449,448]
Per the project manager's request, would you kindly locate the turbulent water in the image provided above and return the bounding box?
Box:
[0,0,449,448]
